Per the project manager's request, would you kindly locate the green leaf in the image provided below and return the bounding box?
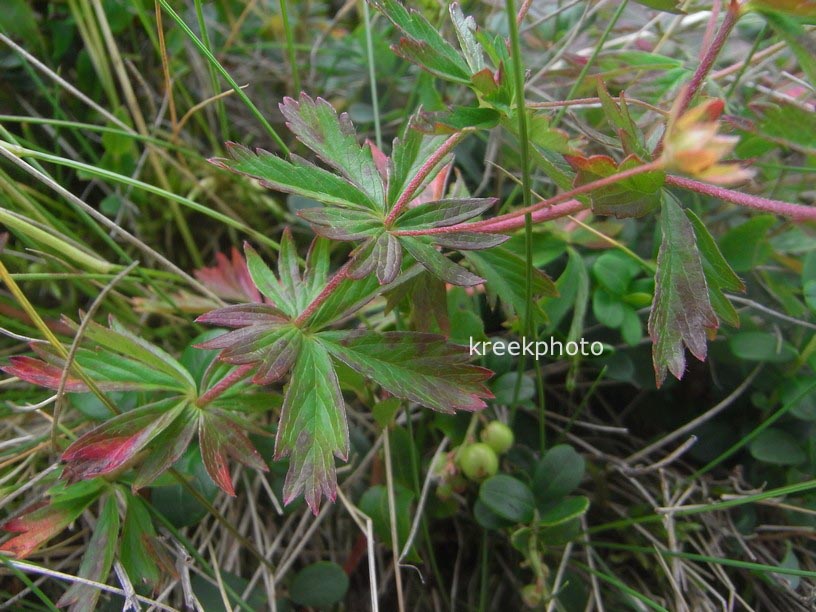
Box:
[358,484,415,551]
[596,81,650,158]
[417,106,500,132]
[401,236,485,286]
[473,499,514,530]
[387,121,450,207]
[593,288,625,328]
[533,445,585,504]
[121,494,172,594]
[761,11,816,84]
[719,215,776,273]
[279,94,385,210]
[298,206,382,240]
[449,3,484,73]
[745,103,816,156]
[803,252,816,313]
[479,475,535,524]
[686,209,745,328]
[289,562,349,608]
[729,332,797,363]
[319,330,492,413]
[396,198,497,230]
[592,251,641,296]
[56,495,119,610]
[348,231,403,285]
[565,154,664,218]
[70,317,195,391]
[543,247,589,334]
[133,404,198,491]
[749,428,806,465]
[491,372,535,405]
[275,338,349,514]
[210,142,379,211]
[631,0,685,12]
[648,194,718,387]
[463,247,557,322]
[537,496,590,526]
[371,0,472,83]
[244,242,296,316]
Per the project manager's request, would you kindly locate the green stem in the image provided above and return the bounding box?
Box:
[193,0,229,141]
[157,0,289,152]
[279,0,301,95]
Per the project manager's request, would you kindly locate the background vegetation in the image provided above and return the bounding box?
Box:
[0,0,815,610]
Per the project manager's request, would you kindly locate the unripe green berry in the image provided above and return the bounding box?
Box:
[457,443,499,481]
[435,482,453,501]
[521,584,543,608]
[480,421,514,454]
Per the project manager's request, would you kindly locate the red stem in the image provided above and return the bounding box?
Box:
[384,131,469,226]
[654,1,740,156]
[516,0,533,25]
[293,260,351,326]
[394,160,662,237]
[665,175,816,221]
[196,363,254,407]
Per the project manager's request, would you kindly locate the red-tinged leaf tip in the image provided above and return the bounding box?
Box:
[61,435,141,480]
[2,356,88,392]
[0,506,73,559]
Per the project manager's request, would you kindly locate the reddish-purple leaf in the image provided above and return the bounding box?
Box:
[0,483,100,559]
[61,402,187,482]
[199,411,269,497]
[0,504,77,558]
[319,330,493,413]
[194,247,262,303]
[649,194,719,387]
[195,303,289,328]
[2,356,89,392]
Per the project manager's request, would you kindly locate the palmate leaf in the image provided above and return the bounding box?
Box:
[211,143,379,211]
[280,94,386,211]
[648,194,718,387]
[370,0,472,83]
[463,246,558,322]
[2,315,267,496]
[565,154,665,218]
[318,330,493,413]
[275,337,349,514]
[686,209,745,328]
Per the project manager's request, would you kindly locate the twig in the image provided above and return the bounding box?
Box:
[4,559,177,611]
